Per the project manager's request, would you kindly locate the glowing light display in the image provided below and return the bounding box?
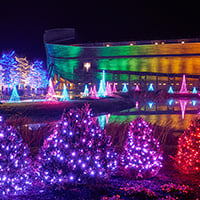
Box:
[179,74,188,93]
[192,86,197,94]
[28,60,49,88]
[0,51,17,87]
[168,99,174,106]
[90,85,98,99]
[37,104,118,185]
[175,119,200,174]
[192,100,197,106]
[0,119,34,196]
[112,83,117,93]
[98,70,106,97]
[83,84,89,97]
[136,101,139,109]
[168,86,174,93]
[9,85,21,102]
[60,84,69,101]
[122,83,128,93]
[179,100,188,119]
[15,56,32,85]
[105,82,112,96]
[45,79,57,101]
[135,84,140,91]
[121,117,163,179]
[98,80,106,97]
[148,83,154,91]
[148,102,154,109]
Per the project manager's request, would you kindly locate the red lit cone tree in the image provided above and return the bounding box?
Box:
[0,118,34,197]
[175,119,200,174]
[121,117,163,179]
[37,104,118,186]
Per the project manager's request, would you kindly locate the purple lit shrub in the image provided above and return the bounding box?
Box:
[37,104,118,186]
[0,119,34,196]
[121,117,163,179]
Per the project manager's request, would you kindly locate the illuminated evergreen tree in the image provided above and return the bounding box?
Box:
[37,104,118,186]
[45,79,57,101]
[121,117,163,179]
[122,83,128,93]
[60,84,69,101]
[0,119,33,196]
[175,119,200,174]
[9,85,21,102]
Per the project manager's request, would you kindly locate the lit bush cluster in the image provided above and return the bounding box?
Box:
[0,118,33,196]
[0,105,165,198]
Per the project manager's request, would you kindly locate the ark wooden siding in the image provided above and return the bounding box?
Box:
[45,42,200,80]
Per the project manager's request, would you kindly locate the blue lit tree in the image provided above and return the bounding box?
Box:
[60,84,69,101]
[168,86,174,94]
[26,60,49,92]
[0,65,3,90]
[9,85,21,102]
[37,104,118,186]
[26,61,41,91]
[32,60,49,88]
[148,83,154,91]
[83,84,89,97]
[33,61,49,88]
[122,83,128,93]
[0,51,17,88]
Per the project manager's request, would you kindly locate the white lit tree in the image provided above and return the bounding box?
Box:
[15,56,32,86]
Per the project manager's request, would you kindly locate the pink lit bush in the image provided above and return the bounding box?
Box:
[121,117,163,179]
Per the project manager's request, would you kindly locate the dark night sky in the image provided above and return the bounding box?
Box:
[0,1,199,61]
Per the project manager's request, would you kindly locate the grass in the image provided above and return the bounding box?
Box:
[5,116,55,156]
[7,115,181,157]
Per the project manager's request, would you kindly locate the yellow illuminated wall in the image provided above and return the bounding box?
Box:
[45,42,200,81]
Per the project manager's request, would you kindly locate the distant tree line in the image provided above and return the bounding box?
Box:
[0,51,49,90]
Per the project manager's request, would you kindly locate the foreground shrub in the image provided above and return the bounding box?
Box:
[37,104,118,186]
[0,118,34,196]
[174,119,200,174]
[121,117,163,179]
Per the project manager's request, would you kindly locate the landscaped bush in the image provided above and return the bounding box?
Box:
[0,118,35,196]
[174,118,200,175]
[37,104,118,186]
[121,117,163,179]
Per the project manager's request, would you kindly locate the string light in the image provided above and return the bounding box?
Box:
[0,118,34,196]
[121,117,163,179]
[175,119,200,174]
[45,79,57,101]
[37,104,118,185]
